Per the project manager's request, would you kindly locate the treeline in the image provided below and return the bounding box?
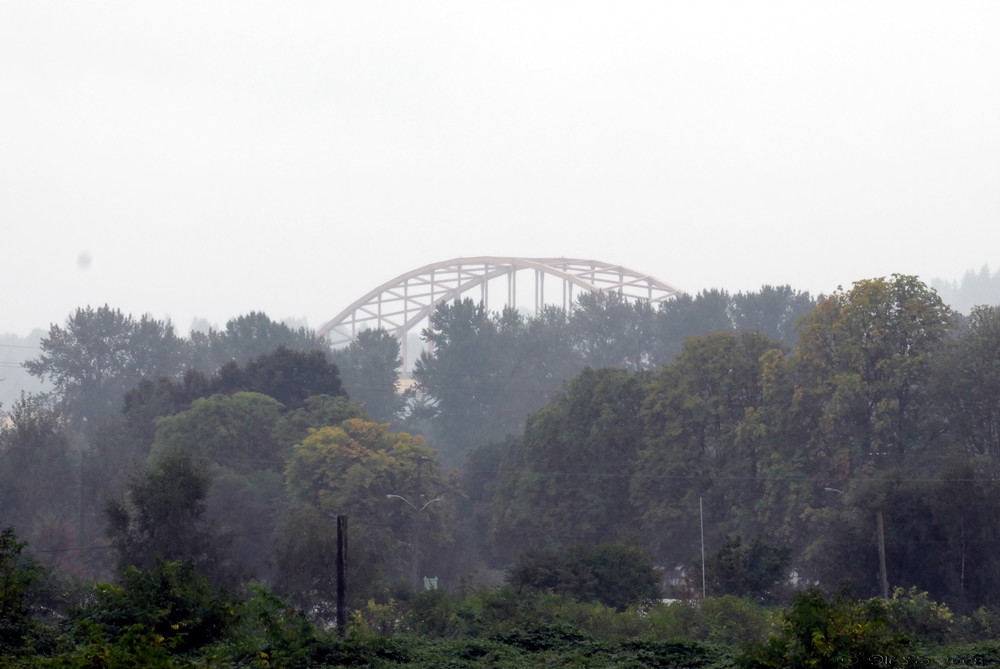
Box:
[0,307,423,607]
[932,263,1000,314]
[4,274,1000,629]
[455,275,1000,611]
[413,285,815,462]
[0,285,818,617]
[6,273,1000,664]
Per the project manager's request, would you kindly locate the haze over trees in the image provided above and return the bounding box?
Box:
[5,272,1000,664]
[932,264,1000,314]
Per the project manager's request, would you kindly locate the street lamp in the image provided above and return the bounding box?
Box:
[386,493,442,589]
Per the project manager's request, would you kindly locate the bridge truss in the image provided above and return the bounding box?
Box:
[317,256,683,369]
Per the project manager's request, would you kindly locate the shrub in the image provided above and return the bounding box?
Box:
[70,559,234,654]
[491,620,596,652]
[738,589,913,669]
[642,596,776,645]
[208,585,335,669]
[0,527,42,653]
[407,589,462,637]
[885,586,954,644]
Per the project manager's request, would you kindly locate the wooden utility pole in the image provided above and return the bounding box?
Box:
[336,515,348,637]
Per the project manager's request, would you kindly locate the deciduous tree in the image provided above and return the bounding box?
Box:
[632,331,788,566]
[490,367,650,559]
[281,419,453,599]
[331,328,405,424]
[795,275,954,475]
[25,305,186,427]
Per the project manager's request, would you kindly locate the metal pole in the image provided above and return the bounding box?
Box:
[412,457,428,590]
[700,496,707,600]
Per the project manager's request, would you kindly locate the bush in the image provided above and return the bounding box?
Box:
[953,606,1000,643]
[885,586,954,644]
[0,527,42,653]
[614,639,734,669]
[697,535,790,603]
[70,559,234,654]
[209,585,335,669]
[491,620,596,652]
[738,589,913,669]
[642,596,777,646]
[407,589,462,637]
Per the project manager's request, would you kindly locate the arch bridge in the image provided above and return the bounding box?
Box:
[317,256,683,370]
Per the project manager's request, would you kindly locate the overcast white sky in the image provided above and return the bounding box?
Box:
[2,2,998,337]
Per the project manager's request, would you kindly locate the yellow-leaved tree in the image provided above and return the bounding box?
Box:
[278,419,454,613]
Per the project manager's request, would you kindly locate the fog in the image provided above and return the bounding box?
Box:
[2,2,998,338]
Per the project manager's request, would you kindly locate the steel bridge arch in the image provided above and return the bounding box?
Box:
[317,256,683,368]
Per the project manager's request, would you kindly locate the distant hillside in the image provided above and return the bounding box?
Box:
[931,265,1000,315]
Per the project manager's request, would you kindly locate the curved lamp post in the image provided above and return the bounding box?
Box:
[386,493,442,589]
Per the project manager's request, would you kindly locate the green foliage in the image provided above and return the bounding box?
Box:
[0,395,76,556]
[569,291,656,370]
[796,274,954,470]
[105,448,232,583]
[491,620,596,652]
[730,284,816,346]
[0,527,42,652]
[490,367,650,558]
[739,589,912,669]
[123,349,351,458]
[406,589,462,637]
[273,504,371,618]
[72,559,234,654]
[697,535,790,603]
[612,639,734,669]
[280,418,453,605]
[646,596,778,646]
[506,543,661,611]
[953,606,1000,643]
[632,331,791,567]
[189,311,326,375]
[208,585,335,669]
[414,300,581,463]
[214,346,343,410]
[41,622,191,669]
[24,305,186,428]
[931,641,1000,668]
[936,304,1000,459]
[331,328,406,424]
[653,289,734,360]
[350,597,410,637]
[151,392,285,471]
[885,586,955,644]
[275,393,365,448]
